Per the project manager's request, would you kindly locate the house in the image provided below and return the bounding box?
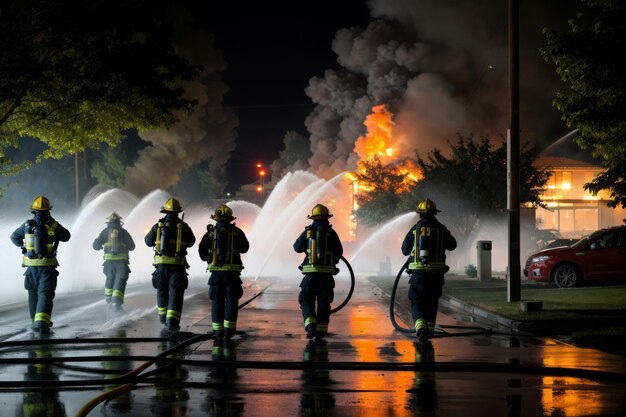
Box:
[533,156,626,239]
[234,177,276,206]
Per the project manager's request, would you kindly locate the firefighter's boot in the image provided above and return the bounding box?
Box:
[306,324,316,339]
[224,328,236,340]
[166,320,180,332]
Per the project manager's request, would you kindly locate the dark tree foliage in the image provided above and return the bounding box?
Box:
[542,0,626,207]
[399,134,550,240]
[353,156,411,226]
[0,0,198,176]
[90,146,130,188]
[354,135,549,231]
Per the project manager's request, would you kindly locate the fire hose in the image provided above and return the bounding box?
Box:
[74,280,271,417]
[389,259,493,337]
[240,255,354,313]
[390,259,415,334]
[73,262,353,417]
[330,256,355,314]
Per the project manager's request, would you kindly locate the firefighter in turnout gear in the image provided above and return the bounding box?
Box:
[199,204,250,340]
[401,199,456,343]
[92,212,136,310]
[144,198,196,332]
[293,204,343,341]
[10,196,71,334]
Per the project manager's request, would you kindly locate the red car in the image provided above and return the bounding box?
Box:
[524,225,626,288]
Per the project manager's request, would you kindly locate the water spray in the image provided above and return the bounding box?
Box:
[541,129,579,154]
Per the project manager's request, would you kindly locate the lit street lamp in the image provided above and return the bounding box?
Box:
[256,163,265,201]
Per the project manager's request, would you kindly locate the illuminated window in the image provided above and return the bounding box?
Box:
[561,171,572,190]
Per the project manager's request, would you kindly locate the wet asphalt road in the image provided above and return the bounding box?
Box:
[1,276,626,417]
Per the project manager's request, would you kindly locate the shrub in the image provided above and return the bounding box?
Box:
[465,264,478,278]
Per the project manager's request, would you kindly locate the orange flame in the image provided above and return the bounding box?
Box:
[354,105,396,164]
[353,104,422,192]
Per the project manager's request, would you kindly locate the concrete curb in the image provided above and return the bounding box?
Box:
[440,293,523,332]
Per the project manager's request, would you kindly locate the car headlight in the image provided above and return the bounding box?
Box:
[531,255,551,263]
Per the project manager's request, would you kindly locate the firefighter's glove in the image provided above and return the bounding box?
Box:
[21,246,26,254]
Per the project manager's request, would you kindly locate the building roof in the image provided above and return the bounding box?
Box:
[534,156,602,169]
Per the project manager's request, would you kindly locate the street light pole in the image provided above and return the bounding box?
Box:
[260,169,265,200]
[507,0,521,302]
[256,162,265,204]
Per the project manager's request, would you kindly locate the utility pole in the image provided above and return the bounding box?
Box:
[507,0,521,302]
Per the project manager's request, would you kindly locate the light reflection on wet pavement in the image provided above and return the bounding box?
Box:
[1,277,625,416]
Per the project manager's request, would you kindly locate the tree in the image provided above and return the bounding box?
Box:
[0,0,198,176]
[353,156,414,226]
[400,134,550,241]
[90,146,130,188]
[542,0,626,207]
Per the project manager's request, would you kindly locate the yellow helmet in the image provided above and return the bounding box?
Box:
[31,196,52,211]
[416,198,441,214]
[308,204,333,219]
[211,204,235,221]
[160,198,182,213]
[107,211,122,222]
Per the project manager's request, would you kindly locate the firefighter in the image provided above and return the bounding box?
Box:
[401,198,457,343]
[198,204,250,340]
[10,196,71,334]
[293,204,343,341]
[144,198,196,332]
[92,212,136,310]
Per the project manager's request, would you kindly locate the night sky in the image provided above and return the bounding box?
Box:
[196,1,581,191]
[1,0,586,209]
[203,1,372,189]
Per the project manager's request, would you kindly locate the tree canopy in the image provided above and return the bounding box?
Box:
[353,134,549,244]
[90,146,130,189]
[353,156,413,226]
[403,134,550,240]
[0,0,198,176]
[542,0,626,207]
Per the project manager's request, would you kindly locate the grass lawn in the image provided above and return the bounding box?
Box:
[369,274,626,356]
[443,278,626,321]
